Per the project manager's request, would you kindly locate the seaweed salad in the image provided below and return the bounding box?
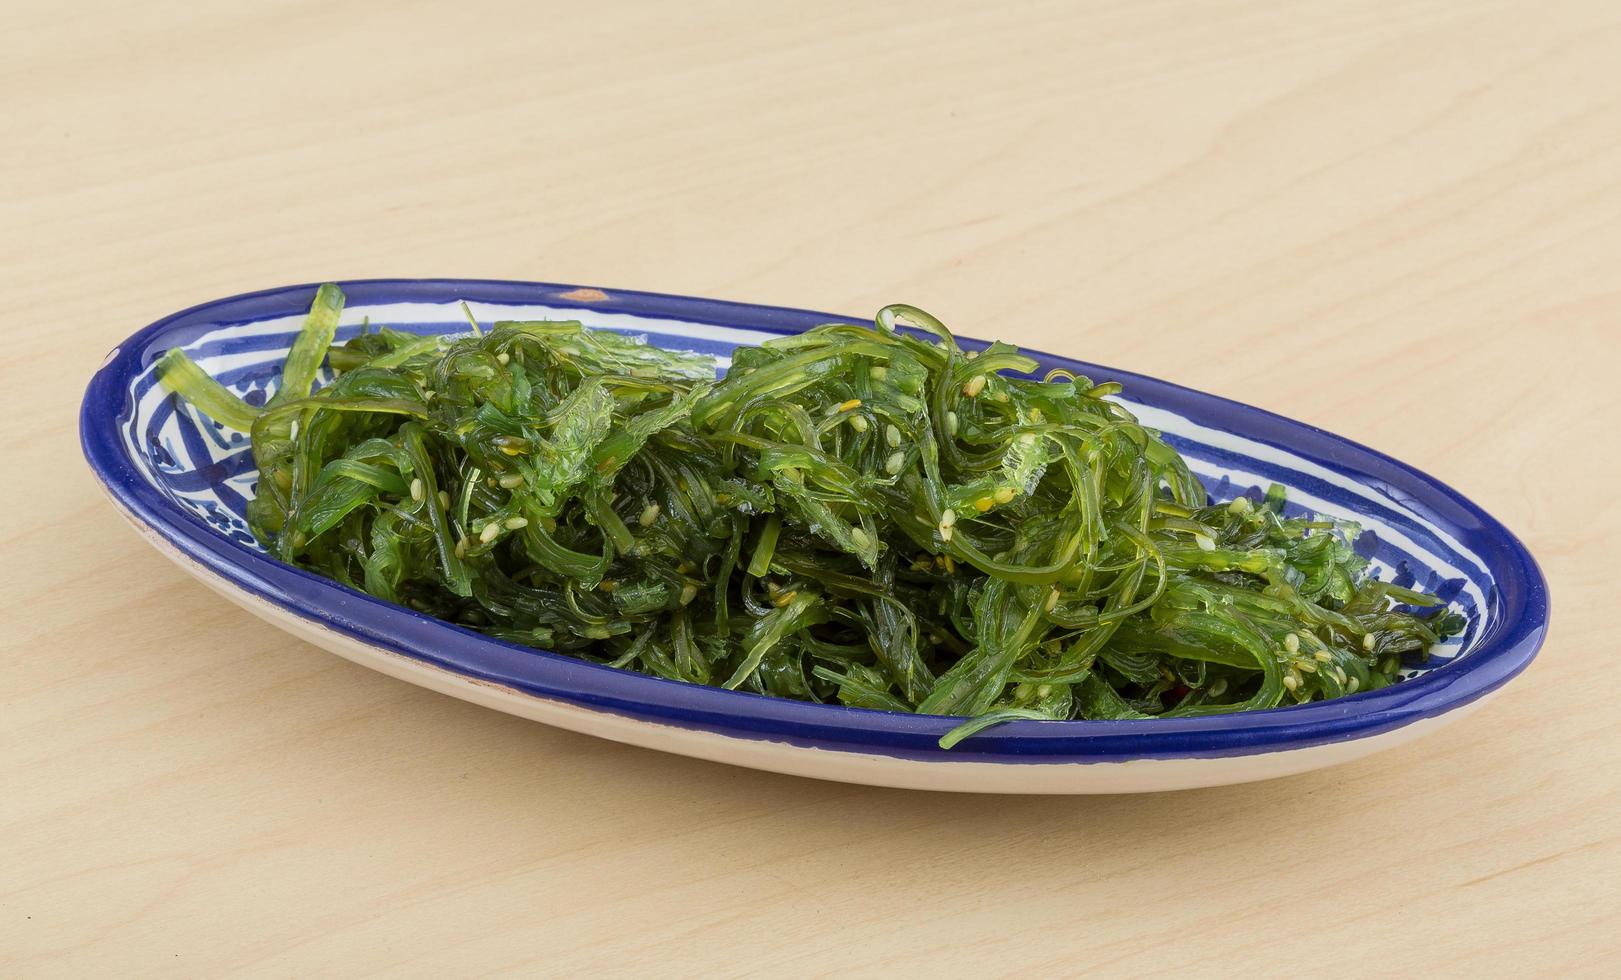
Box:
[159,285,1461,746]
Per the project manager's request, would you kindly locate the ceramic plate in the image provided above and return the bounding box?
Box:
[80,280,1549,793]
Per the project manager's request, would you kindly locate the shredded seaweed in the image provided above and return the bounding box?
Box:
[160,285,1463,747]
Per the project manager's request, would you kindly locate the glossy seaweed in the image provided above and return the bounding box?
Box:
[157,285,1460,746]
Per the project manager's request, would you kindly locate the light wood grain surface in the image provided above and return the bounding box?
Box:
[4,1,1619,975]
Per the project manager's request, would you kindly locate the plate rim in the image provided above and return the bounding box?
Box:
[79,277,1551,764]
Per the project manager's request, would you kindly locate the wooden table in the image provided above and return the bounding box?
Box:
[5,1,1617,974]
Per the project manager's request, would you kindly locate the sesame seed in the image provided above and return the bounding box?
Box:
[479,522,501,544]
[869,365,888,380]
[1036,684,1052,697]
[1314,650,1332,663]
[639,502,661,526]
[1297,661,1317,673]
[1282,673,1300,693]
[994,487,1016,504]
[438,491,451,509]
[496,352,510,365]
[410,478,424,502]
[944,411,958,436]
[964,375,987,397]
[994,391,1009,402]
[1209,678,1228,697]
[837,399,862,412]
[1045,588,1060,612]
[940,508,957,527]
[1194,534,1216,552]
[772,589,798,608]
[1228,496,1252,515]
[454,536,468,559]
[885,424,901,447]
[939,525,953,543]
[1284,632,1300,654]
[848,415,868,433]
[504,517,528,530]
[966,349,979,360]
[1346,677,1360,693]
[498,473,525,489]
[1333,666,1347,685]
[680,582,699,605]
[884,452,905,475]
[599,579,616,592]
[1363,633,1377,651]
[849,527,871,551]
[974,496,994,513]
[942,555,956,573]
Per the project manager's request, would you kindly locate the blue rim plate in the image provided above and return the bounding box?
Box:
[79,279,1550,790]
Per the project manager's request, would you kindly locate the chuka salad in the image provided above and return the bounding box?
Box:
[159,285,1462,746]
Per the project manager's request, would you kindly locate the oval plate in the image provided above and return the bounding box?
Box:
[80,280,1549,793]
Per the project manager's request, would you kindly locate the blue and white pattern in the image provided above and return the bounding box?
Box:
[81,280,1547,775]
